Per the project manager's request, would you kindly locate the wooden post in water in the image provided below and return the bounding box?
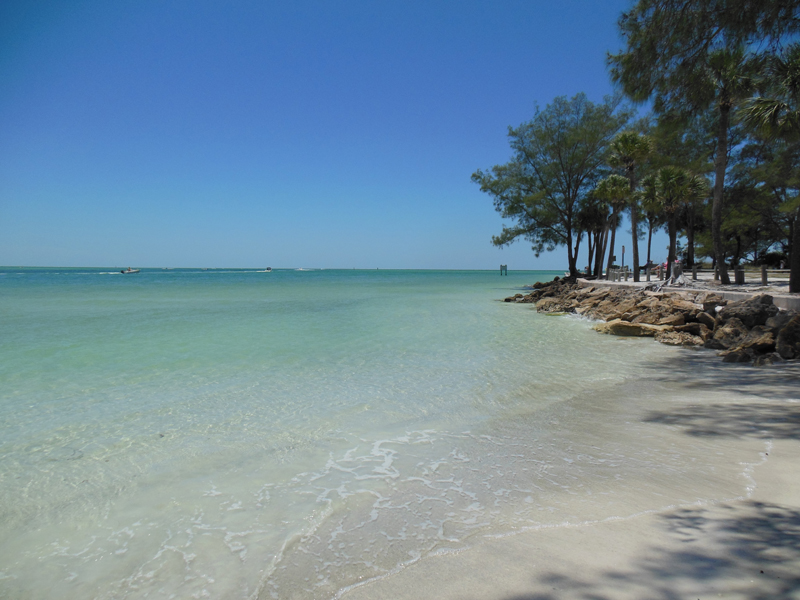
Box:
[646,267,651,282]
[692,265,698,280]
[761,264,768,285]
[500,264,507,276]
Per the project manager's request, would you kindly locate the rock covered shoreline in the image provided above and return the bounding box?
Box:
[506,277,800,367]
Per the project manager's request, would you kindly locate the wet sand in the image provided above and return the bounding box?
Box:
[342,353,800,600]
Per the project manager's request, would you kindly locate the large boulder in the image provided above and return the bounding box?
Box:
[631,311,666,325]
[736,326,776,354]
[721,348,754,363]
[753,352,786,367]
[592,319,672,337]
[536,297,568,313]
[665,298,703,320]
[717,294,779,329]
[696,311,716,331]
[705,317,749,350]
[654,330,704,346]
[776,315,800,359]
[698,293,726,313]
[765,311,797,332]
[675,322,713,342]
[658,313,686,326]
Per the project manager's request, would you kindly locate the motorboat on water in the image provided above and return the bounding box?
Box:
[258,267,273,272]
[121,267,140,274]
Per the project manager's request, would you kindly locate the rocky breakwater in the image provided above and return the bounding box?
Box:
[505,277,800,367]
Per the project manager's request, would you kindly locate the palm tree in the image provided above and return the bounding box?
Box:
[595,174,631,277]
[639,174,663,269]
[655,167,709,277]
[577,192,610,277]
[608,132,653,281]
[703,47,760,284]
[742,43,800,293]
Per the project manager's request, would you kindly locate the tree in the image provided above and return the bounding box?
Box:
[473,94,633,276]
[742,43,800,292]
[608,131,653,280]
[577,191,611,276]
[651,167,709,276]
[639,175,667,267]
[595,174,631,274]
[608,0,797,283]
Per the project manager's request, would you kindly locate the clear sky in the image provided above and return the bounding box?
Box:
[1,0,669,269]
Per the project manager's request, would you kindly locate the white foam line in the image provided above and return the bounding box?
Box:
[323,438,775,600]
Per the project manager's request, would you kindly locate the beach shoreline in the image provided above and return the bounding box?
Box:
[341,353,800,600]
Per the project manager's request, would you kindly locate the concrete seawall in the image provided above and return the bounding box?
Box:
[576,278,800,311]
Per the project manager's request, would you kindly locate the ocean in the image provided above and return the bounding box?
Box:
[0,268,763,599]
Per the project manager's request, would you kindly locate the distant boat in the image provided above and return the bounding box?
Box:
[257,267,273,272]
[121,268,140,274]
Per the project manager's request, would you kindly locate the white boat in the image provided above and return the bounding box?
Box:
[121,268,140,274]
[258,267,272,272]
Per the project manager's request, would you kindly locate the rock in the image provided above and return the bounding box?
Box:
[753,352,786,367]
[658,313,685,326]
[765,311,796,332]
[536,297,566,313]
[674,322,713,342]
[592,319,672,337]
[776,315,800,359]
[588,288,610,297]
[636,297,661,310]
[736,326,776,354]
[721,349,754,363]
[699,293,726,313]
[667,298,702,313]
[696,311,716,330]
[704,317,749,350]
[717,295,780,329]
[631,312,665,325]
[654,330,704,346]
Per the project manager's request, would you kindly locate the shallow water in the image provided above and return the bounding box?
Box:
[0,268,762,599]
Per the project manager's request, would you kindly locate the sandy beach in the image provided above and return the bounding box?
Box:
[343,351,800,600]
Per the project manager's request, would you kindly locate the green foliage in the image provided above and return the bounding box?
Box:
[743,43,800,140]
[608,0,799,110]
[595,174,631,208]
[473,93,633,274]
[654,166,709,213]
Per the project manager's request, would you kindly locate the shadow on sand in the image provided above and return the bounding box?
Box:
[503,501,800,600]
[505,350,800,599]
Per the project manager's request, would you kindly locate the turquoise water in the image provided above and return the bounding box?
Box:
[0,269,757,599]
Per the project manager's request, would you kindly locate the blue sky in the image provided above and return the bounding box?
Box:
[1,0,669,269]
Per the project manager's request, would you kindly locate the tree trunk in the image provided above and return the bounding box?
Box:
[606,211,619,275]
[594,229,606,277]
[587,234,595,276]
[667,215,677,278]
[687,209,695,268]
[628,169,640,282]
[572,232,582,277]
[596,226,608,278]
[567,228,576,277]
[712,103,731,284]
[791,210,800,293]
[647,220,653,266]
